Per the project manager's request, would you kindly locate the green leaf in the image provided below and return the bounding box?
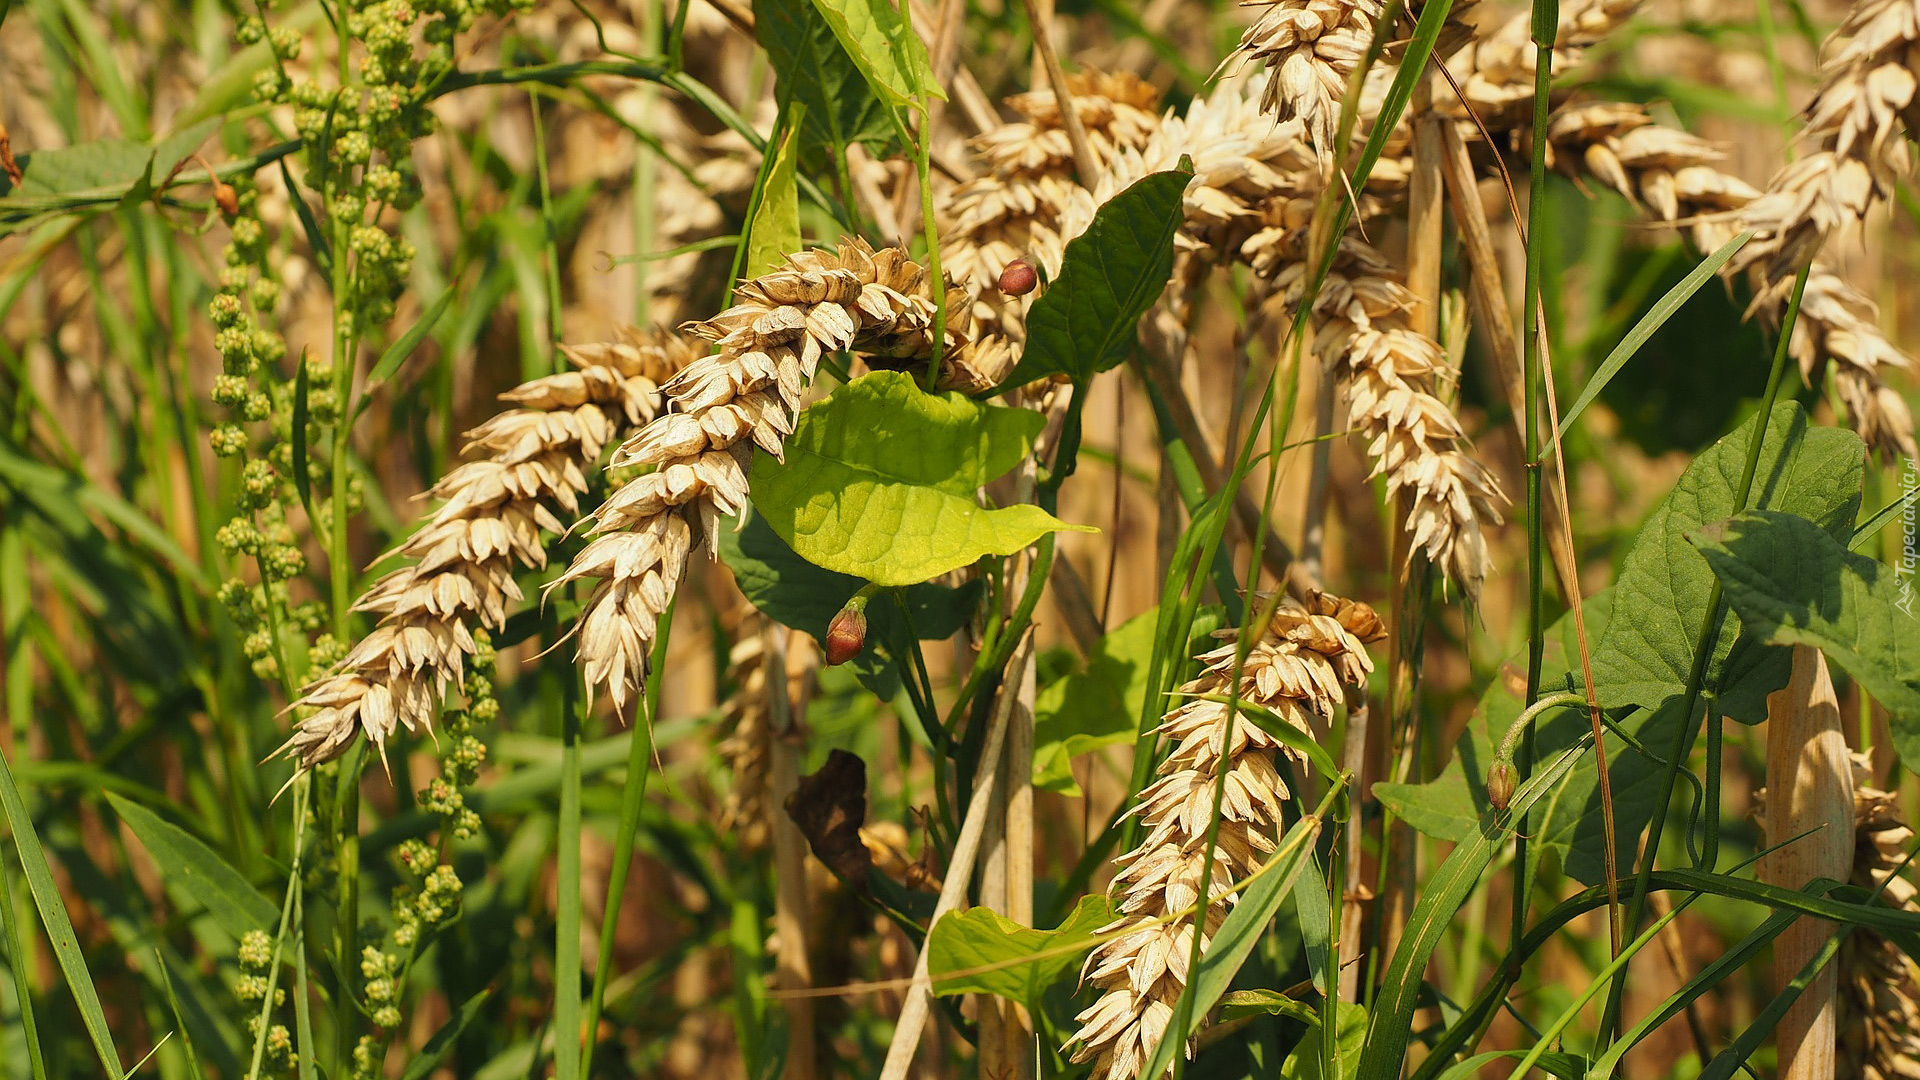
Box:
[1,116,220,205]
[1135,808,1326,1080]
[1377,591,1681,888]
[1032,608,1163,795]
[1587,401,1863,723]
[926,894,1115,1007]
[1280,1002,1366,1080]
[1429,1051,1585,1080]
[752,371,1093,586]
[105,793,276,942]
[744,117,802,280]
[995,168,1192,391]
[1217,990,1321,1025]
[805,0,942,114]
[755,0,896,168]
[362,286,459,394]
[1694,509,1920,769]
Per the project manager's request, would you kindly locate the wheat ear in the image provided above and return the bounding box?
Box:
[1838,753,1920,1078]
[278,330,695,770]
[1067,594,1384,1080]
[548,240,968,715]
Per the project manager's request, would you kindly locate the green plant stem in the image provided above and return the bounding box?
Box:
[555,674,584,1080]
[582,601,673,1075]
[330,742,364,1075]
[1513,0,1555,970]
[1598,262,1813,1041]
[529,88,564,351]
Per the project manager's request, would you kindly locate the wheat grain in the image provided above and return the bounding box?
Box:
[278,330,695,770]
[548,241,969,716]
[1067,594,1383,1080]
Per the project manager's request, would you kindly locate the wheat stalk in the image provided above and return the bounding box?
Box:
[278,330,695,770]
[548,240,969,715]
[1067,594,1383,1080]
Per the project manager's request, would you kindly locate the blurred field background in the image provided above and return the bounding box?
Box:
[2,0,1917,1075]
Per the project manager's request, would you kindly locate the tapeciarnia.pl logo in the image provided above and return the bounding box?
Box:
[1898,458,1917,618]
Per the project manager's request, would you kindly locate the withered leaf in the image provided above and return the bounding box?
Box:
[784,748,872,884]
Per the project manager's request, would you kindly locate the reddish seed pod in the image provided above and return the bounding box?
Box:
[212,180,240,219]
[824,606,868,665]
[1487,760,1516,811]
[998,258,1039,296]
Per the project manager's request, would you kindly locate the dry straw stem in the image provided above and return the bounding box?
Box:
[1545,101,1918,460]
[1067,594,1384,1080]
[550,240,969,715]
[1761,645,1853,1079]
[278,330,696,771]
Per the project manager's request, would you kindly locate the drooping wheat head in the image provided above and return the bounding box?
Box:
[548,240,969,716]
[1067,594,1384,1080]
[279,329,696,770]
[1548,100,1918,459]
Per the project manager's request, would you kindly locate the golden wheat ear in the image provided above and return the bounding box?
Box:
[274,330,696,776]
[1066,595,1384,1080]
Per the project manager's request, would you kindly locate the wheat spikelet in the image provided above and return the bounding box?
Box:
[1839,754,1920,1079]
[1067,594,1383,1080]
[1547,100,1918,459]
[1234,0,1385,151]
[1438,0,1644,128]
[549,241,967,715]
[716,612,822,850]
[279,330,696,770]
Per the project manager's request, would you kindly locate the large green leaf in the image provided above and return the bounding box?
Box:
[806,0,941,115]
[996,167,1192,391]
[755,0,895,168]
[1376,592,1650,886]
[926,894,1114,1007]
[105,793,276,942]
[0,117,222,221]
[752,371,1093,586]
[1586,402,1863,723]
[1032,607,1163,795]
[1695,509,1920,770]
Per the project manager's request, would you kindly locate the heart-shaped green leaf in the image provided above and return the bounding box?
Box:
[995,166,1192,391]
[927,894,1114,1007]
[752,371,1093,586]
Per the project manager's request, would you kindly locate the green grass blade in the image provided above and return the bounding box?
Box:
[0,746,126,1078]
[358,285,458,410]
[105,793,276,940]
[1852,483,1920,550]
[553,688,583,1080]
[0,840,48,1080]
[153,952,209,1080]
[1548,231,1754,454]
